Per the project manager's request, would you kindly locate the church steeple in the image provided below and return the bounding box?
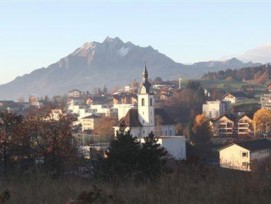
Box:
[143,64,148,83]
[138,64,155,134]
[138,63,154,95]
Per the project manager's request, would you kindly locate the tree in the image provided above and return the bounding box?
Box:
[253,108,271,136]
[98,129,141,180]
[153,77,163,84]
[190,114,212,161]
[191,114,212,145]
[0,111,25,175]
[96,130,169,181]
[163,80,206,123]
[93,117,116,138]
[102,86,108,94]
[139,132,168,180]
[24,109,77,176]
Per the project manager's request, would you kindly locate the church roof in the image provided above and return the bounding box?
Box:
[117,108,175,128]
[117,109,142,127]
[138,65,154,95]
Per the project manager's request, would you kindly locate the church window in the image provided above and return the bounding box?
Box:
[150,98,153,106]
[142,98,145,106]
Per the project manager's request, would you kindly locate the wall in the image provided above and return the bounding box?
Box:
[219,144,250,171]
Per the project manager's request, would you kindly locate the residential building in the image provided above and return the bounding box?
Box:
[260,94,271,110]
[211,114,254,137]
[222,92,249,104]
[80,115,102,132]
[236,114,254,137]
[112,92,137,105]
[212,114,236,137]
[202,100,228,119]
[68,89,82,98]
[219,139,271,171]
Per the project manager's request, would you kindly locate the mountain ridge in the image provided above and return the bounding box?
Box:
[0,37,261,100]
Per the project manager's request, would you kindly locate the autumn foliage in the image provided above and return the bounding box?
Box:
[253,108,271,136]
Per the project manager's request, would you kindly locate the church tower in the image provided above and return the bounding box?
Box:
[138,65,155,135]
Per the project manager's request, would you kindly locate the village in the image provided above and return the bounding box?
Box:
[1,65,271,175]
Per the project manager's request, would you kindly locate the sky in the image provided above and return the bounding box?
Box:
[1,0,271,84]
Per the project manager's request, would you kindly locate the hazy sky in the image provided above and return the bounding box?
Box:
[1,0,271,84]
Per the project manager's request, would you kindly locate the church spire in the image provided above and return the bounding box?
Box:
[143,63,148,83]
[138,63,153,95]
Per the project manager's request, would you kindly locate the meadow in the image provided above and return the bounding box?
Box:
[1,164,271,204]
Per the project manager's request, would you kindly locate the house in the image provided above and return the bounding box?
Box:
[222,92,249,104]
[44,109,64,121]
[80,115,102,132]
[236,114,254,137]
[260,94,271,110]
[140,136,186,160]
[212,114,236,137]
[112,92,137,105]
[202,100,228,119]
[211,114,254,137]
[219,139,271,171]
[86,95,109,105]
[68,89,82,98]
[114,65,176,138]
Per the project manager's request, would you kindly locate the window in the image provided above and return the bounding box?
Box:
[150,98,153,106]
[242,152,248,157]
[142,98,145,106]
[242,162,249,168]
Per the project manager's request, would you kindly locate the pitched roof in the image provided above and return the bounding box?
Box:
[237,139,271,151]
[112,92,137,100]
[223,92,249,99]
[117,108,175,128]
[219,139,271,151]
[215,114,236,122]
[117,109,142,127]
[236,113,254,121]
[82,115,101,119]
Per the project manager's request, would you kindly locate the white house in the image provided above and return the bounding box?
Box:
[260,94,271,110]
[222,92,249,104]
[157,136,186,160]
[202,100,228,119]
[219,139,271,171]
[114,65,176,138]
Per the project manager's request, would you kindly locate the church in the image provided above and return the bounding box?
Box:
[114,65,176,138]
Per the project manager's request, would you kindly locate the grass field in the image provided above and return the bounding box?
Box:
[1,165,271,204]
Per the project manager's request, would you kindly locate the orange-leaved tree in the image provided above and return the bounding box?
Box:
[253,108,271,136]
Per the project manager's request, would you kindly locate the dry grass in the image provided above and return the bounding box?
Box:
[1,165,271,204]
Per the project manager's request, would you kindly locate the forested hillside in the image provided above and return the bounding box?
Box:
[202,64,271,84]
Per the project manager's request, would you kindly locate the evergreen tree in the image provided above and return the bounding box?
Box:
[101,129,141,179]
[139,132,168,180]
[96,130,169,181]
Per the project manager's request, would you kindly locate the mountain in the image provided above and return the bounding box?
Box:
[0,37,261,100]
[239,43,271,64]
[183,58,261,78]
